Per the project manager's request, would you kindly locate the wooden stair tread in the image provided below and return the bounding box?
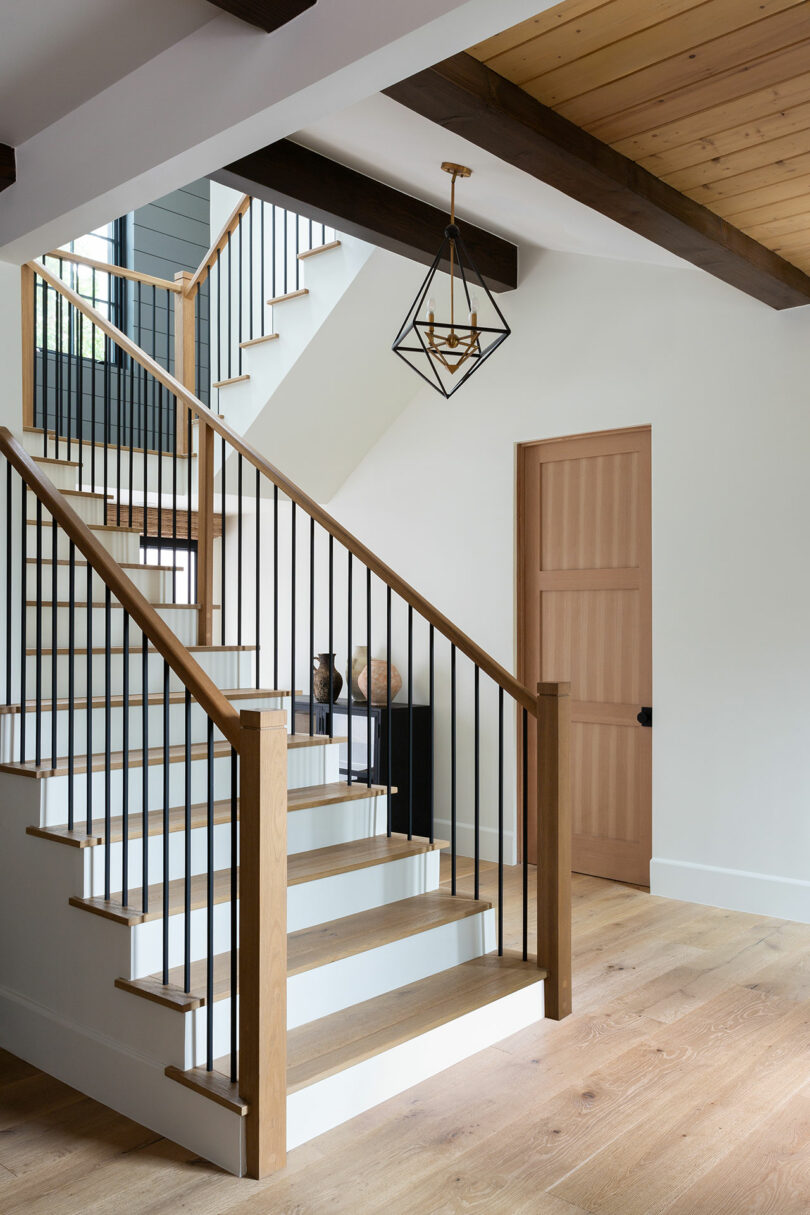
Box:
[22,643,254,657]
[26,518,142,534]
[23,425,197,460]
[297,240,341,261]
[24,600,209,610]
[287,780,391,812]
[267,288,308,305]
[163,952,538,1110]
[1,688,290,718]
[1,731,340,780]
[239,333,279,349]
[287,833,446,887]
[117,890,490,1010]
[26,558,179,572]
[212,374,250,389]
[73,834,438,925]
[28,780,388,848]
[286,952,544,1092]
[32,456,80,467]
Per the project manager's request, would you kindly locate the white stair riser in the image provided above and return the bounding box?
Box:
[287,742,339,789]
[84,820,235,897]
[288,851,441,932]
[125,852,441,979]
[287,794,386,853]
[289,907,496,1028]
[287,978,544,1151]
[26,493,107,528]
[32,460,79,491]
[31,562,175,601]
[82,789,385,892]
[25,522,142,564]
[34,740,337,827]
[1,694,289,764]
[18,647,256,698]
[23,605,200,648]
[21,434,198,483]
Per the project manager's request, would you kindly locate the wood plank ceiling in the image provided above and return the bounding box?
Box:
[468,0,810,275]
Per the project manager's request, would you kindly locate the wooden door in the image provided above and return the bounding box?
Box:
[518,427,652,886]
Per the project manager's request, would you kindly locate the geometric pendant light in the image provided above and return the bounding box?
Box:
[392,162,510,398]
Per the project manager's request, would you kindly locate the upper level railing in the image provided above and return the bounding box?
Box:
[19,243,571,1177]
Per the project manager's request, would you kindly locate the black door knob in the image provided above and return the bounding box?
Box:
[636,706,652,728]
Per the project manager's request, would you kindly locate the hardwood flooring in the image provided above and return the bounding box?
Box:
[3,862,810,1213]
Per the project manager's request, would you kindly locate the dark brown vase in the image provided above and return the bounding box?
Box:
[313,653,343,703]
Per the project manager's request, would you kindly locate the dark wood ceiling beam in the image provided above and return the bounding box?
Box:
[210,139,517,292]
[206,0,315,33]
[384,52,810,310]
[0,145,15,194]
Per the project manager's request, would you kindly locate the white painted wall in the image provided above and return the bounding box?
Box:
[319,247,810,922]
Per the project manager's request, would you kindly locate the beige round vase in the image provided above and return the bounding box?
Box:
[358,659,402,705]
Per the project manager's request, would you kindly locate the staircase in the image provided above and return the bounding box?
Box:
[0,230,570,1179]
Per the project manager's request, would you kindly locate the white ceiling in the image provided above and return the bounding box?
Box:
[0,0,217,146]
[294,94,687,272]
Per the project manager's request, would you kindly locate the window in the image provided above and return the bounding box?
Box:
[37,216,128,361]
[139,537,197,606]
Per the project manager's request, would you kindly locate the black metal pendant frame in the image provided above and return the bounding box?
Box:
[392,228,510,399]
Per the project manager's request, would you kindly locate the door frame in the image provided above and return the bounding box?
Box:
[515,424,652,868]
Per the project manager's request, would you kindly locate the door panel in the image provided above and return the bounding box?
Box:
[518,427,652,886]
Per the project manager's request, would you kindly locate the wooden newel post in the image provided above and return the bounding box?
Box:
[536,681,572,1020]
[173,271,195,458]
[238,708,287,1179]
[21,265,34,429]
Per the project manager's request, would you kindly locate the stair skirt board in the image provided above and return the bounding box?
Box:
[0,980,246,1176]
[286,976,544,1150]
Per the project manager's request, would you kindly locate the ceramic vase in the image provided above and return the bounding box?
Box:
[358,658,402,705]
[350,645,368,701]
[313,653,343,703]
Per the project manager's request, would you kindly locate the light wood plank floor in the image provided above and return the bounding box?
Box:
[3,861,810,1213]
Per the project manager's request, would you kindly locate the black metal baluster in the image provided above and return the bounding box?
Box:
[116,354,122,525]
[51,518,57,767]
[68,543,75,830]
[216,260,221,385]
[498,686,504,957]
[67,269,73,461]
[227,231,232,380]
[474,664,480,902]
[260,203,266,338]
[248,200,254,344]
[184,688,191,993]
[221,436,226,645]
[187,407,193,604]
[172,398,178,605]
[273,484,278,688]
[5,464,11,707]
[206,716,214,1070]
[128,350,134,527]
[152,286,158,449]
[386,586,392,835]
[86,561,92,833]
[290,502,296,736]
[35,499,42,766]
[237,454,243,644]
[122,611,130,906]
[157,383,164,560]
[90,272,97,488]
[19,480,27,764]
[77,305,84,485]
[238,216,243,375]
[142,635,149,915]
[229,749,238,1082]
[42,277,49,452]
[56,273,63,453]
[255,468,261,689]
[407,605,413,840]
[104,586,112,901]
[103,337,110,506]
[522,708,528,962]
[328,534,334,739]
[347,553,352,786]
[308,518,314,737]
[283,210,288,295]
[450,644,456,896]
[429,625,434,845]
[162,660,170,983]
[366,568,371,788]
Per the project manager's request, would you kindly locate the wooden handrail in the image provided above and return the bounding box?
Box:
[186,193,252,296]
[43,249,181,293]
[29,258,537,716]
[0,426,241,750]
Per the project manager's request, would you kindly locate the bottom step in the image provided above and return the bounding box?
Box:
[168,952,545,1147]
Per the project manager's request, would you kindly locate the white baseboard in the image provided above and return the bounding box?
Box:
[433,818,516,866]
[0,981,246,1175]
[651,857,810,924]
